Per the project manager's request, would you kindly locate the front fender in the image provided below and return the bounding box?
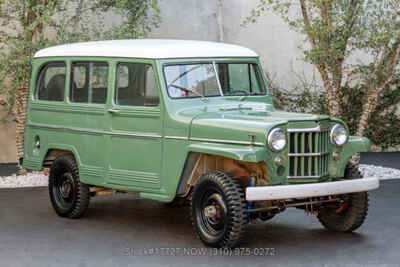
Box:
[342,136,371,160]
[187,142,266,163]
[333,136,371,177]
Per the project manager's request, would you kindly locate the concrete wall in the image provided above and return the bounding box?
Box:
[221,0,316,89]
[150,0,221,41]
[149,0,316,88]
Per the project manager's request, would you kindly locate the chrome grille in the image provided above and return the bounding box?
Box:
[287,126,330,179]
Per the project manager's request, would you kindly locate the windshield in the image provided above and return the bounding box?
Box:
[164,62,267,99]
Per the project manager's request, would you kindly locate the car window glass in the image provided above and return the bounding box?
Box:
[250,65,263,93]
[73,66,86,89]
[228,64,250,91]
[70,62,108,104]
[217,63,266,96]
[115,63,159,106]
[36,62,66,101]
[164,64,220,98]
[117,65,129,88]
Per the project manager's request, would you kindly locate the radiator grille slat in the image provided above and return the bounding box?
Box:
[288,128,329,179]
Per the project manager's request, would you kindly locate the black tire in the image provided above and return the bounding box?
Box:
[48,155,90,218]
[190,172,247,248]
[317,165,369,232]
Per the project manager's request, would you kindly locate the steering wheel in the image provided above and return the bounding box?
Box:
[226,89,249,96]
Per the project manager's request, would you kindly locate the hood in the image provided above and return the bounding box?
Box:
[188,102,330,144]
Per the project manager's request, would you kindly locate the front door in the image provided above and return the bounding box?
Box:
[106,61,162,192]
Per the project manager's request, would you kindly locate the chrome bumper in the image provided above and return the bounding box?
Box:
[246,177,380,201]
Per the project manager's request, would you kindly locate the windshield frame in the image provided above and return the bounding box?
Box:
[162,60,269,100]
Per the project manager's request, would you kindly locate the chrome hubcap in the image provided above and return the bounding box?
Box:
[204,205,218,219]
[60,180,72,198]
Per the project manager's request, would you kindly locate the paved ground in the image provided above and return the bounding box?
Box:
[0,163,18,176]
[0,180,399,267]
[361,152,399,170]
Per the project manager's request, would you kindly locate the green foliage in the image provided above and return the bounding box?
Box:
[244,1,399,70]
[244,0,400,141]
[0,0,161,114]
[266,71,328,114]
[94,0,161,39]
[268,71,400,150]
[360,81,400,150]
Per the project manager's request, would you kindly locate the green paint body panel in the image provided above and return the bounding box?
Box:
[23,56,371,202]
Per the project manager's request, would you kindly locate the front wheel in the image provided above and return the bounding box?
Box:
[317,192,369,232]
[317,165,369,232]
[190,172,247,248]
[49,155,90,218]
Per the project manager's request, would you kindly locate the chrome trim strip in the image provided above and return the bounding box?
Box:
[288,152,330,157]
[189,137,264,147]
[287,126,329,133]
[164,136,188,140]
[27,123,264,146]
[28,123,104,135]
[287,174,329,179]
[108,132,162,138]
[27,123,162,139]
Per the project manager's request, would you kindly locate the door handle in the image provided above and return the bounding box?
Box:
[108,109,120,114]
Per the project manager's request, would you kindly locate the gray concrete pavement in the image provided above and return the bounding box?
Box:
[0,180,399,267]
[361,152,399,170]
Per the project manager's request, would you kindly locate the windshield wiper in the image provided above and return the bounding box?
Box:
[168,65,203,85]
[169,84,208,101]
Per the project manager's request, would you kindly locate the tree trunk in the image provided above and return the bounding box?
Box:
[14,85,29,175]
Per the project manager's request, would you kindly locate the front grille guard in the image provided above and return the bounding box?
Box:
[287,126,330,179]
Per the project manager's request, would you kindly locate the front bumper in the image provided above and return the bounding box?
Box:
[246,177,379,201]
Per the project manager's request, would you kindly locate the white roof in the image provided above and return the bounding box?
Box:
[34,39,258,59]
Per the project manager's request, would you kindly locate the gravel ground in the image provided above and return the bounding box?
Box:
[0,164,399,188]
[0,172,48,188]
[360,164,400,180]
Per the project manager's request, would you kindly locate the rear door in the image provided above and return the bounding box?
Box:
[68,60,109,185]
[106,60,163,191]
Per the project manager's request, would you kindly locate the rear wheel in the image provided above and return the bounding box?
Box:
[317,165,369,232]
[48,155,90,218]
[190,172,247,248]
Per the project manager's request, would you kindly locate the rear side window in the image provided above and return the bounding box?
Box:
[36,62,66,101]
[70,62,108,104]
[115,63,159,106]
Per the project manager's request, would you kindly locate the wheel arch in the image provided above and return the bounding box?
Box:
[175,143,269,198]
[42,144,82,169]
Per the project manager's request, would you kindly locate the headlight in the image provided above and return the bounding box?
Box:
[267,128,286,152]
[330,124,348,146]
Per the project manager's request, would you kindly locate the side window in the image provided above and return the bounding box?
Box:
[70,62,108,104]
[228,64,250,91]
[116,65,129,88]
[36,62,66,101]
[115,63,159,106]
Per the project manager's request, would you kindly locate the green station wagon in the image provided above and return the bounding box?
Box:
[22,39,379,248]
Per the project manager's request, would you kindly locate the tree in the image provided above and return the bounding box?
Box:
[244,0,400,148]
[0,0,160,173]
